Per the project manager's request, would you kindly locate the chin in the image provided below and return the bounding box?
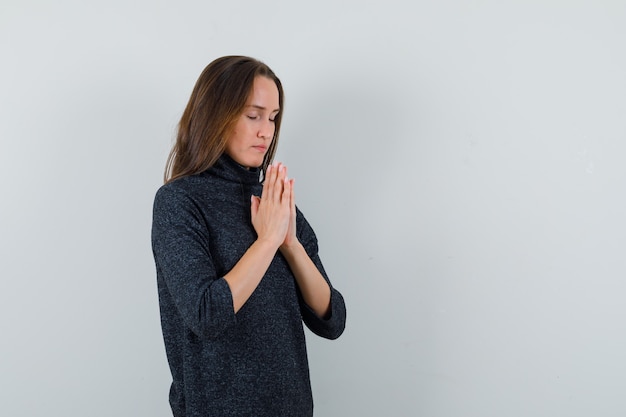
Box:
[241,157,264,169]
[227,152,263,169]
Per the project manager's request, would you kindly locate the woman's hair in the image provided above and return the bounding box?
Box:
[164,56,284,183]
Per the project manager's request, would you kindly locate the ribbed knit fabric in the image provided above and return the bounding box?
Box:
[151,154,346,417]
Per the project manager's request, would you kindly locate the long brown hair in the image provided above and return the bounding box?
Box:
[164,56,284,183]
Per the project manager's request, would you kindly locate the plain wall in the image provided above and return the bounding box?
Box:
[1,1,625,416]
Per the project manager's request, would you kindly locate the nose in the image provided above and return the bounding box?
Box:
[258,119,274,140]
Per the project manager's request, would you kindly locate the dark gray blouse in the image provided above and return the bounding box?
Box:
[152,154,346,417]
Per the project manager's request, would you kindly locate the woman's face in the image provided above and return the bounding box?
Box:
[225,76,280,168]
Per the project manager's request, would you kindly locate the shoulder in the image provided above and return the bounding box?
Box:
[153,176,209,221]
[295,205,320,253]
[154,179,191,209]
[155,171,222,202]
[295,205,319,230]
[156,173,210,196]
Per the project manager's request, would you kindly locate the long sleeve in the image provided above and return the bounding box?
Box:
[295,208,347,340]
[152,156,345,417]
[152,185,236,340]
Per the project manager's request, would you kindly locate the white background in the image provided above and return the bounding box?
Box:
[2,1,625,416]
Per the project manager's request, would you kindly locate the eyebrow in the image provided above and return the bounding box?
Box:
[246,104,280,113]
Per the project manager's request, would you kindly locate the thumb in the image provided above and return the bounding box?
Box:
[250,195,261,217]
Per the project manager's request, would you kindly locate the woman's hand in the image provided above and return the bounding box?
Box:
[250,163,291,249]
[252,163,330,317]
[280,175,298,251]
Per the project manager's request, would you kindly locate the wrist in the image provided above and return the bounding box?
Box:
[279,239,303,257]
[255,235,282,252]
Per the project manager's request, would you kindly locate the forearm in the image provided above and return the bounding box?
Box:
[224,238,279,313]
[280,241,331,318]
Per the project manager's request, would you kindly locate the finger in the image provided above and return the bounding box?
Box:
[272,163,286,202]
[277,163,286,179]
[281,175,292,208]
[288,179,296,236]
[269,162,283,201]
[262,163,274,201]
[289,178,295,212]
[250,195,260,218]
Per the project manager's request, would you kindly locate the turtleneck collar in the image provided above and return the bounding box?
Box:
[204,153,262,185]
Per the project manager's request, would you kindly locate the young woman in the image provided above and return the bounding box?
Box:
[151,56,346,417]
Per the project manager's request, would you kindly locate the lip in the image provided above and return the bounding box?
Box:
[252,145,267,152]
